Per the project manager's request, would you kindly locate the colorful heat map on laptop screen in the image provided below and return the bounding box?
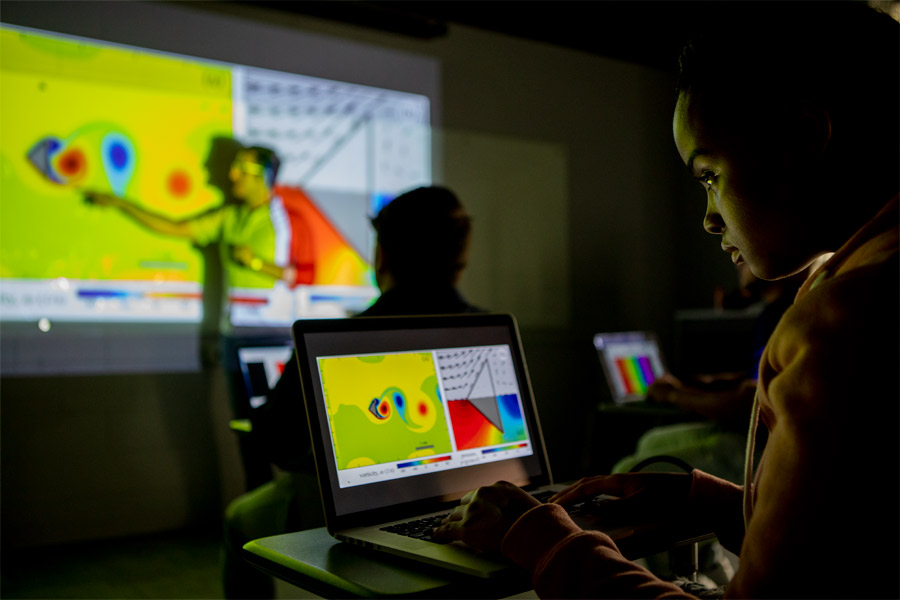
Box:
[0,24,431,326]
[316,344,534,489]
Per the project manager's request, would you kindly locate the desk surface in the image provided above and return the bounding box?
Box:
[242,527,532,599]
[244,523,714,599]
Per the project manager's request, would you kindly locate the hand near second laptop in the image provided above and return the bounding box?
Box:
[647,372,757,431]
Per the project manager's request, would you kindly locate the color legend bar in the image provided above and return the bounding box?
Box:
[397,455,452,469]
[481,442,528,454]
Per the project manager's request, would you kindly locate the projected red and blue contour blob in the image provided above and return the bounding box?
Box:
[28,130,141,198]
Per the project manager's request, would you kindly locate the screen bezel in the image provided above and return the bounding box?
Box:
[292,313,553,532]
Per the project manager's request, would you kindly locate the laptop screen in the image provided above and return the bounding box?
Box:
[293,315,551,521]
[236,343,294,409]
[593,331,666,403]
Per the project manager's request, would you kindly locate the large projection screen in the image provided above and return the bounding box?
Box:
[0,1,440,376]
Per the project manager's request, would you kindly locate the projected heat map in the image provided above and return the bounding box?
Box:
[319,352,452,470]
[1,27,232,295]
[0,24,430,324]
[436,346,527,451]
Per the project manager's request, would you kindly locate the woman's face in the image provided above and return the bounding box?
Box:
[673,92,823,280]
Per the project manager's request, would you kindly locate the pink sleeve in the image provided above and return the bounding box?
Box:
[499,470,746,598]
[501,503,693,598]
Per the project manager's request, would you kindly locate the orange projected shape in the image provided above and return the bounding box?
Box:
[57,148,87,179]
[167,170,191,198]
[275,185,371,287]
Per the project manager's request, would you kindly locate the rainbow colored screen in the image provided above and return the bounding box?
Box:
[0,24,431,326]
[615,356,656,394]
[594,331,666,401]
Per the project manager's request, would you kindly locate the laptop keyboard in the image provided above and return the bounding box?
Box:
[381,514,449,543]
[380,490,560,544]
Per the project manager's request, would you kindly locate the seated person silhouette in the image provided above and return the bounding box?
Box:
[222,185,483,599]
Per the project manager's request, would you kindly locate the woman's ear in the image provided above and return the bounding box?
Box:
[374,243,393,292]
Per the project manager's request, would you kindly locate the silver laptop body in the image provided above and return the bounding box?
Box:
[292,313,567,577]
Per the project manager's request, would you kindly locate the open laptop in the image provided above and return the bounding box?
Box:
[593,331,667,406]
[235,341,294,409]
[235,336,294,408]
[291,313,626,578]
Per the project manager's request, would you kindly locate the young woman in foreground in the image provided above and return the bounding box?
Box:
[434,4,899,598]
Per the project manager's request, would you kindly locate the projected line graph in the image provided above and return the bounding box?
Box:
[436,346,527,450]
[235,67,430,198]
[233,66,430,264]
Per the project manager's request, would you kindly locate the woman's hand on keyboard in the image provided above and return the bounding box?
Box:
[431,481,540,553]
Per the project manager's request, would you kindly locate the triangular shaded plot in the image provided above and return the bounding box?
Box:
[468,396,504,433]
[465,360,504,432]
[466,359,494,399]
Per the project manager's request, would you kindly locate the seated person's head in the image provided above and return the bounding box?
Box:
[672,3,898,281]
[371,186,471,291]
